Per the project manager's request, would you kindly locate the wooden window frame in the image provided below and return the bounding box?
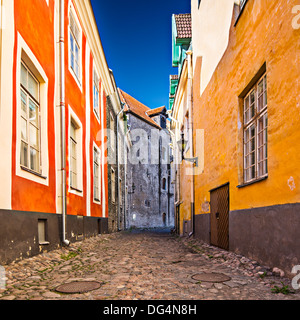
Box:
[243,73,268,184]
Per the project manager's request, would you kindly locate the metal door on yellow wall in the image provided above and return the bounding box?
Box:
[210,183,229,250]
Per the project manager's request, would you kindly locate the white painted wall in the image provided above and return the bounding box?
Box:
[0,0,14,210]
[191,0,238,95]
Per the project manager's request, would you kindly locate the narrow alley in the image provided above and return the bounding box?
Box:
[1,230,299,301]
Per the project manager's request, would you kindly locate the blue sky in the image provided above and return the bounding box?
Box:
[90,0,191,110]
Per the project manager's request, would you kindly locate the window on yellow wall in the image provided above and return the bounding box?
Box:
[20,61,41,174]
[244,74,268,183]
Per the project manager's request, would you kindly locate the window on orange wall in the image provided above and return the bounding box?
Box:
[69,10,81,82]
[93,146,101,203]
[70,120,78,189]
[243,74,268,183]
[20,61,41,173]
[93,68,100,119]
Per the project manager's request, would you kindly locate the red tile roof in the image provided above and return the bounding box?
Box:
[118,89,162,129]
[147,106,166,117]
[174,14,192,39]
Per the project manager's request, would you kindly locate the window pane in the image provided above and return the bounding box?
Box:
[244,96,249,124]
[30,124,39,150]
[250,152,255,165]
[258,147,263,162]
[70,33,74,69]
[21,117,27,141]
[75,44,79,77]
[20,141,28,167]
[258,94,264,112]
[71,141,77,159]
[30,147,39,172]
[21,90,27,118]
[28,72,39,101]
[251,166,255,180]
[29,99,39,126]
[21,63,27,88]
[258,162,263,177]
[70,122,76,141]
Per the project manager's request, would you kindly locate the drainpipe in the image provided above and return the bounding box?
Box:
[186,51,195,238]
[59,0,69,246]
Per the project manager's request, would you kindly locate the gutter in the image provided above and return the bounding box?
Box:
[59,0,69,246]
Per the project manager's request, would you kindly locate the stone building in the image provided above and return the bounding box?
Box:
[106,76,130,233]
[119,89,174,229]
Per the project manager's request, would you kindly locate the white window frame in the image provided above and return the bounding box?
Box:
[15,33,49,186]
[69,107,83,196]
[93,142,101,204]
[243,73,268,184]
[93,65,100,122]
[20,61,41,174]
[68,3,82,90]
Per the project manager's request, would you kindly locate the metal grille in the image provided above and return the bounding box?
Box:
[210,184,229,250]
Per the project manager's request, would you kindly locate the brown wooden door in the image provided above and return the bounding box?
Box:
[210,184,229,250]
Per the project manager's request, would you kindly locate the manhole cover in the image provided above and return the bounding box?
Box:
[192,273,231,283]
[56,281,101,294]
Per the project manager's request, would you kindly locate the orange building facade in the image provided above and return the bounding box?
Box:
[0,0,114,264]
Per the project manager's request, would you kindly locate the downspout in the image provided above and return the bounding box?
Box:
[186,51,195,238]
[59,0,69,246]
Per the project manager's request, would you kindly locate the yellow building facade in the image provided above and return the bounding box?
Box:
[172,0,300,276]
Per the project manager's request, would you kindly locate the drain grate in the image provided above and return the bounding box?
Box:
[192,273,231,283]
[56,281,101,294]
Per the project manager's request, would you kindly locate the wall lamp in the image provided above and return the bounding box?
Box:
[179,132,198,167]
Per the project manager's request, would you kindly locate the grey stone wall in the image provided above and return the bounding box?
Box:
[106,95,127,232]
[126,112,174,229]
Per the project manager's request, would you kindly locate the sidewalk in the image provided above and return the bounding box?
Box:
[0,230,299,300]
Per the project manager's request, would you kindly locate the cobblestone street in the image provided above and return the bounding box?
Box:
[1,230,299,301]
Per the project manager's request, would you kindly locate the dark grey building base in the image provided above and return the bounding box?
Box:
[229,203,300,277]
[194,213,210,243]
[0,209,108,265]
[194,203,300,277]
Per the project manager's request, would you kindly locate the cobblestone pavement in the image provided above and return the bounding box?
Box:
[0,230,299,300]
